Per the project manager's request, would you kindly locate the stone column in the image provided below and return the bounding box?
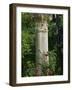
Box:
[36,18,49,76]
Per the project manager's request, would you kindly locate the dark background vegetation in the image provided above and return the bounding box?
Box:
[21,13,63,77]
